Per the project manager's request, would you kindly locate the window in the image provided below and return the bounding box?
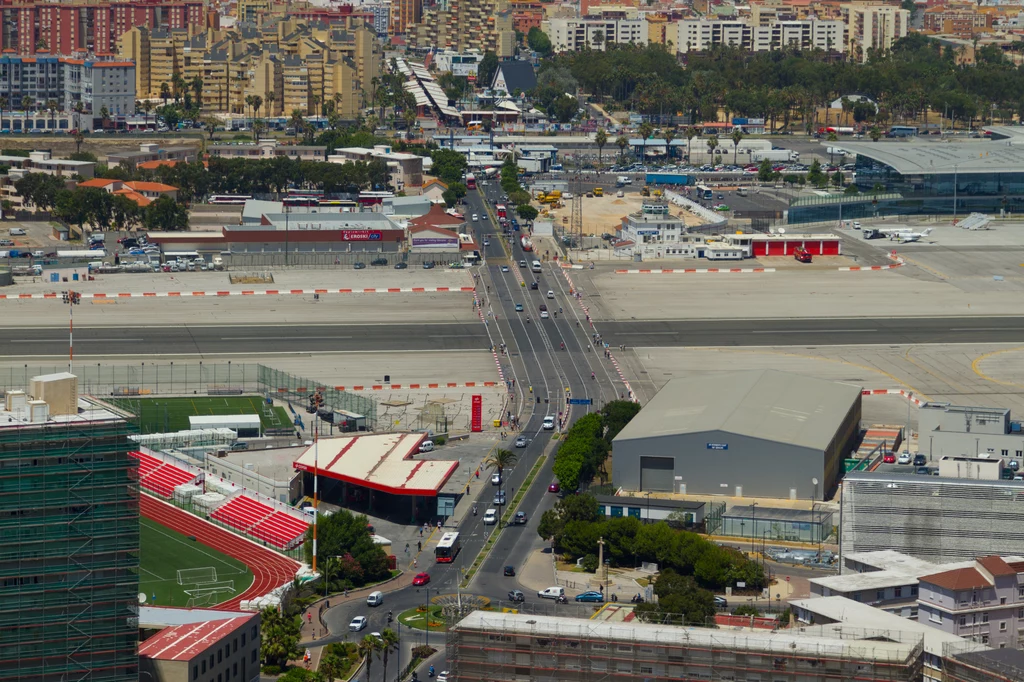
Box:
[1003,598,1008,605]
[193,666,198,679]
[930,611,942,623]
[218,651,222,663]
[233,663,238,676]
[201,662,206,674]
[251,650,257,663]
[1002,449,1009,456]
[877,590,885,601]
[983,613,990,623]
[241,633,246,646]
[911,587,918,596]
[1001,622,1007,631]
[960,616,967,626]
[895,587,902,598]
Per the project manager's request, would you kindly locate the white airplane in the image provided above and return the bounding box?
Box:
[894,227,934,243]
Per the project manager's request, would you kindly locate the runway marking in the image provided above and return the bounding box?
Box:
[11,338,145,343]
[749,329,877,334]
[950,327,1020,332]
[219,336,354,341]
[971,346,1024,389]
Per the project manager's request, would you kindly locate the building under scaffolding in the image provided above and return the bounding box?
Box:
[943,643,1024,682]
[447,612,925,681]
[0,376,138,682]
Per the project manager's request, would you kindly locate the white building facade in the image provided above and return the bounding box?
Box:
[544,17,648,51]
[677,18,846,53]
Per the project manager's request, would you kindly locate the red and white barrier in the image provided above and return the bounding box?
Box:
[861,388,924,406]
[840,251,905,272]
[0,286,477,300]
[615,268,775,274]
[315,381,499,392]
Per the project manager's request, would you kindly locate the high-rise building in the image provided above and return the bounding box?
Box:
[0,0,205,56]
[0,374,138,682]
[0,55,136,119]
[676,17,845,54]
[390,0,420,35]
[411,0,516,58]
[842,2,909,62]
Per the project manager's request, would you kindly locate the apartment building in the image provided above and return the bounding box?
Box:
[390,0,420,35]
[917,556,1024,649]
[119,19,379,118]
[544,16,648,51]
[0,0,204,56]
[0,55,135,121]
[208,139,327,161]
[677,17,845,53]
[842,2,909,62]
[923,6,992,36]
[449,611,925,681]
[411,0,516,58]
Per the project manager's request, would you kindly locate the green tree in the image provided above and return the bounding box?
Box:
[142,195,188,231]
[869,125,882,142]
[807,159,826,187]
[160,82,171,106]
[685,126,698,163]
[73,131,85,154]
[378,629,399,682]
[600,400,641,442]
[537,493,601,544]
[637,121,654,162]
[595,128,608,168]
[705,134,719,163]
[517,204,539,221]
[831,170,844,188]
[757,159,773,183]
[303,508,389,584]
[615,134,629,162]
[478,52,500,88]
[429,149,469,185]
[551,95,579,123]
[527,27,553,56]
[260,606,302,668]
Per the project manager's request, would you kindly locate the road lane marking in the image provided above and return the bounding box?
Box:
[749,329,878,334]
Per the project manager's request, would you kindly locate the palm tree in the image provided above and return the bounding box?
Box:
[664,127,675,160]
[46,99,58,132]
[140,99,151,132]
[706,134,719,164]
[378,628,400,682]
[244,95,254,126]
[265,91,276,118]
[484,448,519,519]
[595,128,607,168]
[333,91,342,118]
[289,109,306,141]
[160,82,171,106]
[358,634,381,682]
[311,93,321,120]
[172,73,187,103]
[637,121,653,163]
[21,95,34,117]
[190,76,203,112]
[0,96,7,131]
[615,134,628,162]
[685,125,698,163]
[252,95,263,123]
[74,132,84,154]
[730,128,744,165]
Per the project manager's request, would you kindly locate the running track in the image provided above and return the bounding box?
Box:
[141,495,301,611]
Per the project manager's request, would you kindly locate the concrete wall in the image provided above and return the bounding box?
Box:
[611,430,826,500]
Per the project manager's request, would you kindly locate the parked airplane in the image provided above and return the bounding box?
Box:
[894,227,934,243]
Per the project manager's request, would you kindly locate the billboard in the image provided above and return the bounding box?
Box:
[471,395,482,432]
[341,230,383,241]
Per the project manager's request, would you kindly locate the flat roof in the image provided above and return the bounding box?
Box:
[292,433,459,497]
[454,612,918,662]
[811,570,921,593]
[139,606,251,629]
[0,395,128,430]
[791,596,987,657]
[832,140,1024,175]
[189,415,261,428]
[139,615,255,661]
[614,369,861,451]
[844,550,943,575]
[222,445,306,484]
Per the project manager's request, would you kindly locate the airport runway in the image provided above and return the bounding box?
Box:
[2,316,1024,356]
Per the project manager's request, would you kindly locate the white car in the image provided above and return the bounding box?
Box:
[472,214,479,221]
[491,472,501,485]
[349,616,368,631]
[436,673,450,682]
[897,453,912,465]
[546,290,555,299]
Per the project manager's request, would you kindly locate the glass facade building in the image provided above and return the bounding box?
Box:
[789,141,1024,224]
[0,415,139,682]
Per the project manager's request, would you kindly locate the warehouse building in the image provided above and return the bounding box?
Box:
[612,369,862,500]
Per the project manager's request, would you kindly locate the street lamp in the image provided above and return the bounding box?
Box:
[644,491,652,524]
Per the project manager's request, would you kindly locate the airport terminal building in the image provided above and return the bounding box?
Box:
[789,133,1024,223]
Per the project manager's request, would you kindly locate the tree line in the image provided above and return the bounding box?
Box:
[539,35,1024,129]
[552,400,640,492]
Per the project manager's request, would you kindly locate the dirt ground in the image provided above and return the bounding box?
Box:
[539,192,704,236]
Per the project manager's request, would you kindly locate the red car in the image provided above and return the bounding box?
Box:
[883,452,896,464]
[548,482,560,493]
[412,572,430,586]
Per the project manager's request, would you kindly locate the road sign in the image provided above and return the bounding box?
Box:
[568,398,593,405]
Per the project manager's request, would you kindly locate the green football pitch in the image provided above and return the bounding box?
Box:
[139,517,254,608]
[112,395,292,434]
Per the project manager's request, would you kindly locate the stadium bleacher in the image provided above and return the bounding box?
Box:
[211,495,274,531]
[250,511,309,549]
[129,451,199,498]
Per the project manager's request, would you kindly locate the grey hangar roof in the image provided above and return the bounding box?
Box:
[613,369,861,451]
[832,140,1024,175]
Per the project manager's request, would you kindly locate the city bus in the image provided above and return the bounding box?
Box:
[887,126,919,138]
[357,191,394,206]
[283,196,319,208]
[318,199,359,210]
[208,195,252,205]
[696,185,714,201]
[465,173,477,190]
[435,532,461,563]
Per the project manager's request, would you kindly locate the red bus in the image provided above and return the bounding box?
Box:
[465,174,477,190]
[496,204,507,219]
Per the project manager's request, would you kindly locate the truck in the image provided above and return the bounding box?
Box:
[826,147,850,157]
[794,247,812,263]
[520,236,533,252]
[751,150,799,163]
[616,175,632,186]
[593,187,603,197]
[645,173,691,186]
[818,126,855,135]
[465,173,477,190]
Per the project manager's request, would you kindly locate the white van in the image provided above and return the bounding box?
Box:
[542,416,555,430]
[418,440,434,453]
[537,586,565,599]
[366,591,384,607]
[9,228,25,236]
[483,508,498,525]
[531,260,542,273]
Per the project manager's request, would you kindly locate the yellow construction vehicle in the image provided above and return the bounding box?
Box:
[641,186,651,197]
[653,189,663,198]
[593,187,604,197]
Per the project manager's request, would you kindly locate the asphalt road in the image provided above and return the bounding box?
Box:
[8,316,1024,356]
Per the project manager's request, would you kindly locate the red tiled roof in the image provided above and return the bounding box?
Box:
[78,178,117,188]
[920,567,991,591]
[409,225,459,238]
[139,616,253,661]
[978,555,1017,578]
[113,188,153,206]
[407,203,465,229]
[126,181,177,192]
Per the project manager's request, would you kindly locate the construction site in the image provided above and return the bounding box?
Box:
[447,612,927,682]
[0,374,140,682]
